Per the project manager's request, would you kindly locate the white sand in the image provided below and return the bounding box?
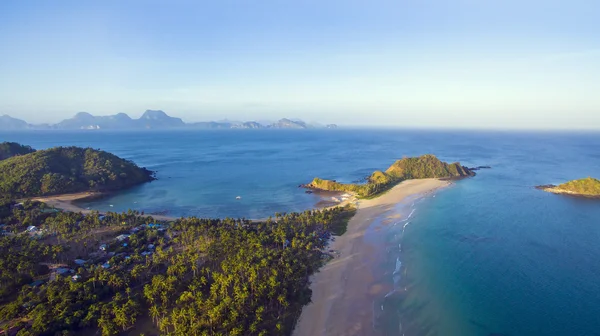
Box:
[293,178,451,336]
[28,192,178,221]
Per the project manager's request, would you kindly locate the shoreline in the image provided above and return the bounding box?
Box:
[292,178,452,336]
[27,192,179,222]
[26,189,357,222]
[29,179,451,335]
[536,185,600,199]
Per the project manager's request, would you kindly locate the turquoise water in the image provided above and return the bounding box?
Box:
[2,129,600,335]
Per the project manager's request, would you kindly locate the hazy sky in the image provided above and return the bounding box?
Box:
[1,0,599,129]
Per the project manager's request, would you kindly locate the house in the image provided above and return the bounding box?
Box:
[122,243,128,247]
[115,234,130,242]
[98,215,106,221]
[99,244,107,251]
[141,251,153,256]
[71,275,81,282]
[101,262,110,269]
[26,226,37,232]
[55,268,73,275]
[74,259,87,266]
[147,244,155,250]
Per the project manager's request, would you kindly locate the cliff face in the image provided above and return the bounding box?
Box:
[307,154,474,198]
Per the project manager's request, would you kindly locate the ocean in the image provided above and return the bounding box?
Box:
[2,129,600,335]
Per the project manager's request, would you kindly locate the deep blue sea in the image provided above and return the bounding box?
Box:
[2,129,600,335]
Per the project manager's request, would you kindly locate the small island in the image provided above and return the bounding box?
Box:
[305,154,475,198]
[537,177,600,198]
[0,143,155,201]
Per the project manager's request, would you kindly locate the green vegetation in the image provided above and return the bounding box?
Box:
[0,145,154,200]
[0,142,36,160]
[556,177,600,196]
[0,198,353,335]
[307,154,473,198]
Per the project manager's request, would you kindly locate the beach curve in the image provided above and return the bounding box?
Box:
[293,178,451,336]
[27,192,178,221]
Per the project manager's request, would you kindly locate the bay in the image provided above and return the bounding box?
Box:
[2,129,600,335]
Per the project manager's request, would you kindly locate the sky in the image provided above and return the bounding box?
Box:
[0,0,599,129]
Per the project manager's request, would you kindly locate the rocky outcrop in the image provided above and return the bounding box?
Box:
[468,166,491,171]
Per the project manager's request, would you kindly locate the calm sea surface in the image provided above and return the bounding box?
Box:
[2,129,600,335]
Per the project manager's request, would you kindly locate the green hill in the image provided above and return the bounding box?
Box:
[307,154,473,198]
[0,142,36,160]
[555,177,600,196]
[0,145,155,199]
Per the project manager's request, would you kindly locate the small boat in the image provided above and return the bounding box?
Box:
[236,196,241,200]
[109,205,114,207]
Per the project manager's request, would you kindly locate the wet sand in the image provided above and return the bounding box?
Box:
[293,178,451,336]
[28,192,178,221]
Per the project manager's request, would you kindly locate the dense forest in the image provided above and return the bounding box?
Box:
[308,154,474,197]
[0,142,36,161]
[0,145,155,200]
[0,199,353,335]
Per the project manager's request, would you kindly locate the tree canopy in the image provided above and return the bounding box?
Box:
[0,145,154,199]
[0,142,36,161]
[0,199,353,335]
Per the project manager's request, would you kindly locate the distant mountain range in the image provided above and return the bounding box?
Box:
[0,111,338,130]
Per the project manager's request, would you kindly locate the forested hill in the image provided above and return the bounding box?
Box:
[307,154,474,198]
[556,177,600,196]
[538,177,600,197]
[0,145,154,199]
[0,142,36,160]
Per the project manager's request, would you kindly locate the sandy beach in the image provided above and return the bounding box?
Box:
[293,178,451,336]
[29,179,450,335]
[28,192,178,221]
[28,188,354,223]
